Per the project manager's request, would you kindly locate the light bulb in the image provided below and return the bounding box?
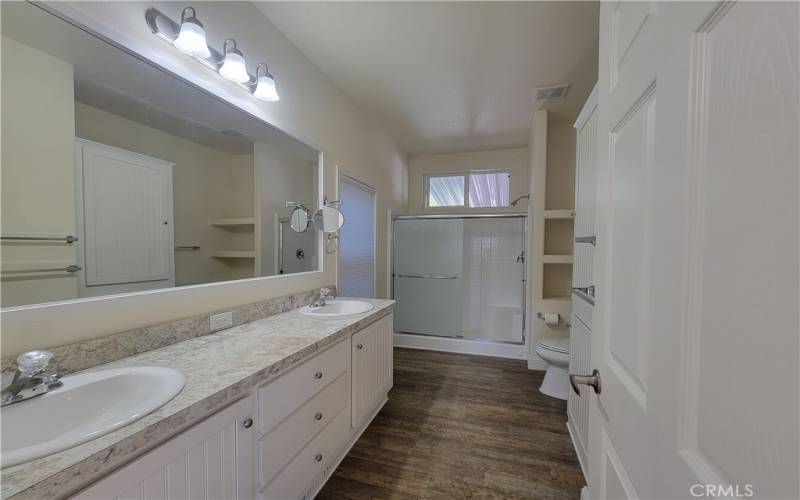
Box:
[219,39,250,83]
[173,7,210,59]
[253,64,279,101]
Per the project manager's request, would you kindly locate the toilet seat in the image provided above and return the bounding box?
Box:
[536,336,570,354]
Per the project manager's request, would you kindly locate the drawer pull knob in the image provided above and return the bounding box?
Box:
[314,371,323,379]
[243,418,253,429]
[357,343,364,350]
[315,453,323,463]
[315,412,323,421]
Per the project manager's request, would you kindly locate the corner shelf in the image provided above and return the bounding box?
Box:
[208,218,256,227]
[543,255,573,264]
[544,210,575,220]
[209,250,255,259]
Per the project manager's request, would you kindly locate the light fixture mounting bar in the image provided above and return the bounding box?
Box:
[145,8,256,90]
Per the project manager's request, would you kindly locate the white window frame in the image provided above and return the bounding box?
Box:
[423,169,511,208]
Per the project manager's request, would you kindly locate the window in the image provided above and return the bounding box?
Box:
[425,171,510,208]
[338,174,376,298]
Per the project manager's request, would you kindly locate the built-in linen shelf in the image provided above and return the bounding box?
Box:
[209,250,255,258]
[543,255,573,264]
[542,295,572,305]
[544,210,575,220]
[208,218,256,227]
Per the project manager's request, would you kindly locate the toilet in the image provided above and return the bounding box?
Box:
[536,335,571,400]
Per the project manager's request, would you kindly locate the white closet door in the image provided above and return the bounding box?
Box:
[78,139,174,287]
[338,175,376,298]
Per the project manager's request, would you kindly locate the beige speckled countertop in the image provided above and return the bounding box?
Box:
[1,299,394,500]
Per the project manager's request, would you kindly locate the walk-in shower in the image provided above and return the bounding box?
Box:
[392,214,526,344]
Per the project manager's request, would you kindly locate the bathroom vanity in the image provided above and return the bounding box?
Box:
[1,300,394,500]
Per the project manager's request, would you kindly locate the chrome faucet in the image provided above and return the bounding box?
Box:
[312,287,334,307]
[1,350,62,407]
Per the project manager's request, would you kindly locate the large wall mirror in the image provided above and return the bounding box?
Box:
[0,3,325,309]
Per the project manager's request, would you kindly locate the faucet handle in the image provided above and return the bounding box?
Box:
[320,287,331,297]
[16,350,54,375]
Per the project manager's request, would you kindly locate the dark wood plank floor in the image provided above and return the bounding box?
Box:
[317,348,585,500]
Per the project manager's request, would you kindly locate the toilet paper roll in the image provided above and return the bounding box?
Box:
[542,313,560,326]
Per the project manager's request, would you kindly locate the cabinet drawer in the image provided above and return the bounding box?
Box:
[259,405,350,500]
[258,340,348,434]
[257,372,348,487]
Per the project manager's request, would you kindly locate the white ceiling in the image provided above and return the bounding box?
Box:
[256,1,599,155]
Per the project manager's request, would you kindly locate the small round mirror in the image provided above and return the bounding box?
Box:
[289,206,311,233]
[313,206,345,233]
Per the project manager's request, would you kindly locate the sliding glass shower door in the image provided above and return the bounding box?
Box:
[393,218,464,337]
[392,215,526,344]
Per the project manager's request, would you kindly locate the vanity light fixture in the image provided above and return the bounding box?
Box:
[146,8,280,102]
[172,7,210,59]
[219,39,250,83]
[253,64,279,101]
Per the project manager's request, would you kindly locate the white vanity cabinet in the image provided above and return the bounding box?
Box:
[73,395,257,500]
[71,312,394,500]
[351,315,393,427]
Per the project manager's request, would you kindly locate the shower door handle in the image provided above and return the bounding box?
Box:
[395,274,458,279]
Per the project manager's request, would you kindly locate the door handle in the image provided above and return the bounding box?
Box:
[570,369,601,395]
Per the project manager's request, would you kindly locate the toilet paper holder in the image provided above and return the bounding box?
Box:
[536,312,571,327]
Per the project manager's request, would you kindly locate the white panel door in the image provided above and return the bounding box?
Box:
[73,396,256,500]
[572,84,598,296]
[77,139,174,288]
[585,2,799,499]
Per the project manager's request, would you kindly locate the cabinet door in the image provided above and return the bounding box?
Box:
[351,315,393,427]
[73,396,256,500]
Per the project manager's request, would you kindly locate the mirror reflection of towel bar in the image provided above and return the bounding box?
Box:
[574,235,596,246]
[1,235,77,243]
[175,245,201,251]
[395,274,458,279]
[1,265,81,274]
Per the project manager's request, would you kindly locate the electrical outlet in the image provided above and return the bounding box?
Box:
[209,311,233,332]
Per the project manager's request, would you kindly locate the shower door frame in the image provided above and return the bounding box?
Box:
[391,213,528,346]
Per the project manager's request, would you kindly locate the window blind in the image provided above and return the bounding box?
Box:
[338,176,376,298]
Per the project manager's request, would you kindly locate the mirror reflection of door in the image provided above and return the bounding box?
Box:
[337,174,375,298]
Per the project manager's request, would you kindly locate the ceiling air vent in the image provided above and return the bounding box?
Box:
[535,84,570,101]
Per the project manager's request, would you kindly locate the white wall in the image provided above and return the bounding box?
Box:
[1,1,407,358]
[253,142,317,276]
[0,36,79,307]
[407,147,529,214]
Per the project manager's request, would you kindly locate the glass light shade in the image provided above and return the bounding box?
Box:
[254,74,279,101]
[173,20,210,59]
[219,51,249,83]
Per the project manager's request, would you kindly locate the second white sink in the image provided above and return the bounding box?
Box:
[300,299,374,317]
[1,366,185,468]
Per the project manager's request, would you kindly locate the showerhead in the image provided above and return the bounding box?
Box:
[510,195,530,207]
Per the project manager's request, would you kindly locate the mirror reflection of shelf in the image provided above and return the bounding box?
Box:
[209,250,255,258]
[208,218,256,227]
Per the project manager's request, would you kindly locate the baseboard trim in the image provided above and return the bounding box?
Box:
[566,419,589,484]
[393,332,527,360]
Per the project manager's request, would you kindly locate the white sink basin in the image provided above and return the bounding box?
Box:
[300,299,374,317]
[1,366,185,468]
